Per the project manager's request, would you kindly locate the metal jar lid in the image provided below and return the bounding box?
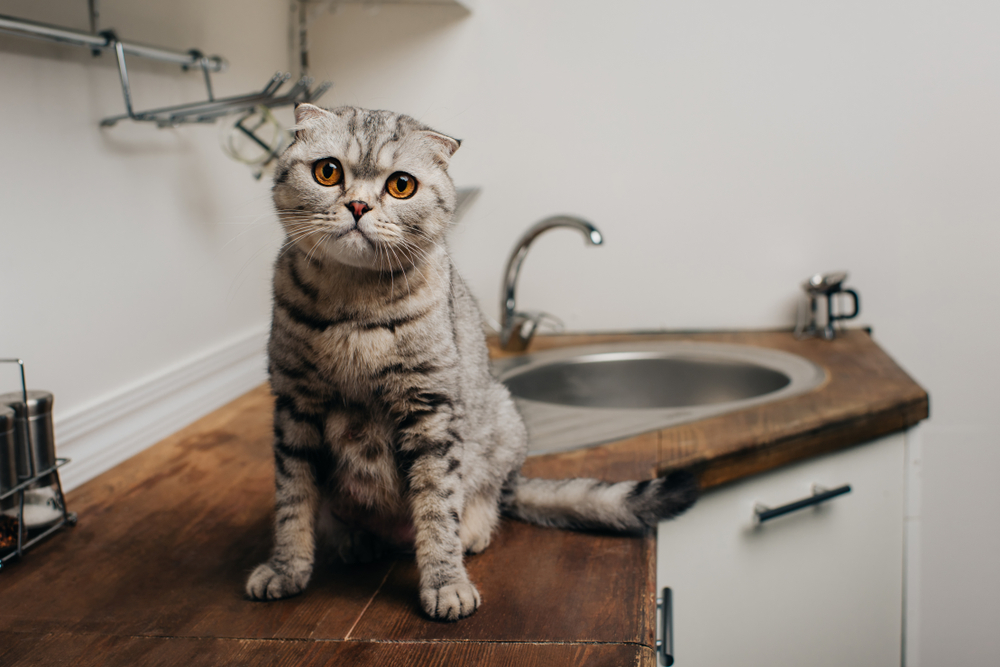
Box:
[0,390,54,418]
[0,405,14,432]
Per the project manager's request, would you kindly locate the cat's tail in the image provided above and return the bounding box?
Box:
[499,469,699,533]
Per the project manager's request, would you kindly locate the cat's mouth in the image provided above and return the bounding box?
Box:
[322,225,383,269]
[335,226,377,250]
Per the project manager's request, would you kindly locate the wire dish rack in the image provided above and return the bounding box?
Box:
[0,359,76,568]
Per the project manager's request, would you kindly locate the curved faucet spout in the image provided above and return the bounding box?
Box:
[500,215,604,351]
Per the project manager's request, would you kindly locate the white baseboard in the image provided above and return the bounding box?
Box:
[54,326,269,491]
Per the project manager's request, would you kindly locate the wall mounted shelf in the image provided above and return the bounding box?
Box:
[0,12,330,128]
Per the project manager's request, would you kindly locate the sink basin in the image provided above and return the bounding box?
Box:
[502,355,794,409]
[492,341,827,454]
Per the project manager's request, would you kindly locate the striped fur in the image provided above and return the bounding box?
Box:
[501,470,699,532]
[245,105,698,621]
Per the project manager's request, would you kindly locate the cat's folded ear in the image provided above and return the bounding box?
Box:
[420,131,462,161]
[294,103,329,126]
[292,104,330,142]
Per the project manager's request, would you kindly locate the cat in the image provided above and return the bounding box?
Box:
[245,104,699,621]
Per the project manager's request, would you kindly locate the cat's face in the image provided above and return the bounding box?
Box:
[272,105,459,271]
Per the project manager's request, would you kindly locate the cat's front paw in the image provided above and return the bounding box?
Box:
[245,560,311,600]
[420,580,481,621]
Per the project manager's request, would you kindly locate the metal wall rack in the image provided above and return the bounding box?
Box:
[0,8,329,128]
[0,360,76,569]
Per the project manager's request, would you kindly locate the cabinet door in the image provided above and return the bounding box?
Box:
[657,433,904,667]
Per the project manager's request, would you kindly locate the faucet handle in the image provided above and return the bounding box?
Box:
[502,310,564,352]
[519,310,564,333]
[515,310,565,340]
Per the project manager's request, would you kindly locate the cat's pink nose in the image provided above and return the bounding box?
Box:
[347,200,371,222]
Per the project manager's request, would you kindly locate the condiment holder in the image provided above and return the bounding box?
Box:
[0,359,76,567]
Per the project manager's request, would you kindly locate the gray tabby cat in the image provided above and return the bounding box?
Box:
[245,104,698,621]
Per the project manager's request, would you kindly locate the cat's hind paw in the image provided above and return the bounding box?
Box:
[245,560,310,600]
[462,530,492,555]
[421,580,481,621]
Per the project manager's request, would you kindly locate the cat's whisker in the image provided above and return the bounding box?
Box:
[398,238,449,288]
[276,227,326,260]
[282,223,321,236]
[280,226,323,246]
[225,228,321,308]
[399,229,445,257]
[384,244,396,295]
[305,230,334,267]
[284,232,323,265]
[385,242,412,298]
[375,239,390,291]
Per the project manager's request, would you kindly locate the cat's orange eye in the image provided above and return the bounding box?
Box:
[386,172,417,199]
[313,158,343,187]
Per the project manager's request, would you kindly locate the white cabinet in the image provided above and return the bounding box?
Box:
[657,432,905,666]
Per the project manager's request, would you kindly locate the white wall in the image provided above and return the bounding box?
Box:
[0,0,291,485]
[306,1,999,663]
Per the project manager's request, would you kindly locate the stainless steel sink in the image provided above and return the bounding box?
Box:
[492,341,827,454]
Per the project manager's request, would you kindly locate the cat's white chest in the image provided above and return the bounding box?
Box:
[311,324,400,391]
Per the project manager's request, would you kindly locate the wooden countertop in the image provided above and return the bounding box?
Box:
[0,330,926,666]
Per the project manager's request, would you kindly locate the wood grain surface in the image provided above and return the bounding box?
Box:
[0,385,655,665]
[0,631,655,667]
[0,328,926,666]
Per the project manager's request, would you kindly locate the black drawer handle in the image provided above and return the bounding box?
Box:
[656,587,674,666]
[754,484,851,524]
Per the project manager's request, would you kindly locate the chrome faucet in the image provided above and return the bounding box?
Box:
[499,215,604,351]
